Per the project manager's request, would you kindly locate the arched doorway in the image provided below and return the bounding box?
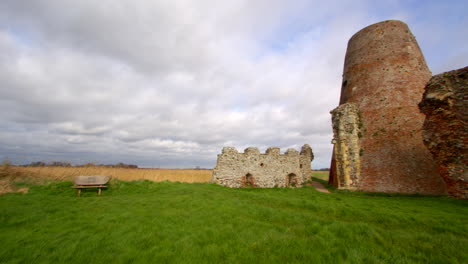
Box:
[287,173,298,187]
[244,173,255,187]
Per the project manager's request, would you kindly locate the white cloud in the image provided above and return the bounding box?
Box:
[0,0,466,168]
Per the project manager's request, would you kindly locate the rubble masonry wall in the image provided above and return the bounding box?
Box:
[212,144,313,188]
[419,66,468,199]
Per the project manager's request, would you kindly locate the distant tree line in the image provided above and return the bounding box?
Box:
[313,168,330,171]
[24,161,138,168]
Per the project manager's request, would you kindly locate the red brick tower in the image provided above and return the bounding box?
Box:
[329,20,446,194]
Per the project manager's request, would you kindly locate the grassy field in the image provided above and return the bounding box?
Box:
[0,177,466,263]
[311,171,329,181]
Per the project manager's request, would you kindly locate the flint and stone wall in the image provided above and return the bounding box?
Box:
[212,144,313,188]
[330,103,362,190]
[329,20,447,195]
[419,66,468,199]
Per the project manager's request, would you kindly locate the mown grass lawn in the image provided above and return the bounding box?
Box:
[310,171,329,181]
[0,179,467,264]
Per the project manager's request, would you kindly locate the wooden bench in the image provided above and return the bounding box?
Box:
[72,176,111,196]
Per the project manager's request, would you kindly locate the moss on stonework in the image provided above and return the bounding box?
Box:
[357,111,364,129]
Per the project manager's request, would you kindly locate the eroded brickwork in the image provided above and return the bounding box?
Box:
[419,66,468,199]
[212,144,313,188]
[329,20,447,195]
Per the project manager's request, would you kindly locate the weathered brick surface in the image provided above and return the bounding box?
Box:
[419,66,468,199]
[329,20,447,195]
[212,144,313,188]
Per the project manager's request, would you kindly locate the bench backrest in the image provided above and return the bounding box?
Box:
[74,176,111,186]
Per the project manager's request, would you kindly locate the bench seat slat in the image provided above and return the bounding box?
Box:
[75,175,111,185]
[72,185,108,189]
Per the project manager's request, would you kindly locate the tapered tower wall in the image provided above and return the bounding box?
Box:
[330,20,446,195]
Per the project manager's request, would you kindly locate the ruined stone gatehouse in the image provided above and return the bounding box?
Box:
[212,144,313,188]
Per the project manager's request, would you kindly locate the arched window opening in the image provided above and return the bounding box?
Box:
[287,173,298,187]
[245,173,255,187]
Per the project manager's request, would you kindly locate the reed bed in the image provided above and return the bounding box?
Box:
[8,166,213,183]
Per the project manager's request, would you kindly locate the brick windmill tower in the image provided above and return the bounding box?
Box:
[329,20,446,195]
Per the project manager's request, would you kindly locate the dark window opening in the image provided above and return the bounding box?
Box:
[245,173,255,187]
[339,80,349,104]
[287,173,298,187]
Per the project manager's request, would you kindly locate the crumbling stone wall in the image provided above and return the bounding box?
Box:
[419,66,468,199]
[329,20,447,195]
[299,144,314,182]
[330,103,362,190]
[212,144,313,188]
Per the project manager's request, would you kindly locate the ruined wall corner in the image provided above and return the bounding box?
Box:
[419,66,467,199]
[330,102,362,190]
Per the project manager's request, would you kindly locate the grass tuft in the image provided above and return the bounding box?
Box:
[0,178,467,263]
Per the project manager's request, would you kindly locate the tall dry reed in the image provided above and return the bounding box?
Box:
[9,166,213,183]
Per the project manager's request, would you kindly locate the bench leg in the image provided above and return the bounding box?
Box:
[98,188,101,196]
[77,189,81,197]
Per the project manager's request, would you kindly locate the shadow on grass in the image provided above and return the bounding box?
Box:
[311,176,456,200]
[14,177,456,201]
[311,177,336,191]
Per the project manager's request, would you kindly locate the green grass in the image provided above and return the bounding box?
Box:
[311,171,330,181]
[0,180,467,264]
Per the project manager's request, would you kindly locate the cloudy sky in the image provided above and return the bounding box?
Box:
[0,1,466,168]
